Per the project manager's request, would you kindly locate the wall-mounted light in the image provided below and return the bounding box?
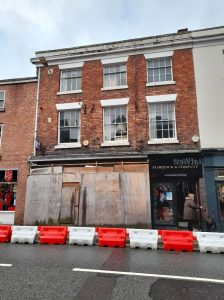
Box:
[192,135,200,143]
[38,56,53,75]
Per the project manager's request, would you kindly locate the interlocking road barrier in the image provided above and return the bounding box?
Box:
[128,229,158,249]
[98,227,127,248]
[0,225,12,243]
[39,226,68,245]
[195,232,224,254]
[11,226,38,244]
[160,230,194,252]
[68,227,95,246]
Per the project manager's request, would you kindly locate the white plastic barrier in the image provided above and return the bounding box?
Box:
[68,227,95,246]
[11,226,38,244]
[195,232,224,254]
[128,229,158,249]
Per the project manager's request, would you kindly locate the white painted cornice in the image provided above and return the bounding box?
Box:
[31,26,224,67]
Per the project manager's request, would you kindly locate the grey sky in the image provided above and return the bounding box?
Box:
[0,0,223,79]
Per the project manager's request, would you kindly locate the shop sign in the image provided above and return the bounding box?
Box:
[149,154,202,178]
[5,170,13,182]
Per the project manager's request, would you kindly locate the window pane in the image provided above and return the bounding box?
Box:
[148,61,153,68]
[103,105,127,141]
[60,69,82,91]
[0,92,4,100]
[0,100,4,108]
[165,57,171,66]
[103,64,126,87]
[147,57,173,83]
[59,109,80,143]
[149,102,176,140]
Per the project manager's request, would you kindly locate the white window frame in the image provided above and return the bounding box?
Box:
[55,102,82,149]
[100,98,129,146]
[101,56,128,91]
[0,91,5,110]
[146,94,179,144]
[145,51,176,86]
[57,62,84,95]
[0,124,3,149]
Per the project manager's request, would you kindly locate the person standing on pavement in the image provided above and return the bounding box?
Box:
[183,193,203,231]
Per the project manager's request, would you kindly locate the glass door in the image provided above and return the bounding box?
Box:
[151,181,176,226]
[217,182,224,222]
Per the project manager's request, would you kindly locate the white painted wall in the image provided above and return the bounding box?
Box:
[193,43,224,148]
[0,211,15,224]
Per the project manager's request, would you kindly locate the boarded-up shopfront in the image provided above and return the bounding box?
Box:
[24,163,151,227]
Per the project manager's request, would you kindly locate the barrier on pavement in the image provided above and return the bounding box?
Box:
[11,226,38,244]
[160,230,194,252]
[68,227,95,246]
[0,225,12,242]
[98,227,127,248]
[39,226,68,245]
[128,229,158,249]
[195,232,224,254]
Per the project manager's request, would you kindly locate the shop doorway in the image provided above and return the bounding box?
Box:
[151,179,201,228]
[216,182,224,226]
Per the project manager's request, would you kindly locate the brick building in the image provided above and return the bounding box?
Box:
[0,77,37,224]
[25,28,207,229]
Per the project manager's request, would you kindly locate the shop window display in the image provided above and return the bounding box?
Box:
[152,182,175,225]
[0,170,17,211]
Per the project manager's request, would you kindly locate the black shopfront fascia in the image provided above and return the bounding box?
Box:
[149,153,202,179]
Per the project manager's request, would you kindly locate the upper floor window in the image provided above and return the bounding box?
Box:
[0,124,3,149]
[100,98,129,146]
[101,56,128,90]
[55,102,82,149]
[103,64,127,88]
[0,91,5,109]
[147,57,172,83]
[60,69,82,92]
[145,51,175,86]
[59,110,80,143]
[146,94,178,144]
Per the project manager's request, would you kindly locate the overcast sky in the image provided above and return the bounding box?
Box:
[0,0,223,79]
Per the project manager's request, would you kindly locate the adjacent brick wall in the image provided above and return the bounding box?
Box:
[0,82,36,224]
[37,49,199,155]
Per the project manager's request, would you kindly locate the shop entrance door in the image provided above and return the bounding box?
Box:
[151,179,201,228]
[151,181,177,226]
[216,182,224,230]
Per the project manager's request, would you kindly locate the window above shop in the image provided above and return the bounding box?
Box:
[146,94,179,144]
[0,91,5,111]
[100,98,129,146]
[55,102,82,149]
[145,51,175,86]
[57,62,84,95]
[101,56,128,91]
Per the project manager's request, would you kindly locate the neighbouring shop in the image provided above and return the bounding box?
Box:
[0,169,17,211]
[149,153,203,229]
[203,151,224,232]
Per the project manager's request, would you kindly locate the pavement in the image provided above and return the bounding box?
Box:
[0,244,224,299]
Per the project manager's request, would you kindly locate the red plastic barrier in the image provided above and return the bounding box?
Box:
[160,230,194,252]
[98,227,126,248]
[39,226,68,245]
[0,225,12,243]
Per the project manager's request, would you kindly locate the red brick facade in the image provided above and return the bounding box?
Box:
[37,49,199,154]
[0,79,37,224]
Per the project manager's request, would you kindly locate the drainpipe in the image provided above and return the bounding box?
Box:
[33,66,41,156]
